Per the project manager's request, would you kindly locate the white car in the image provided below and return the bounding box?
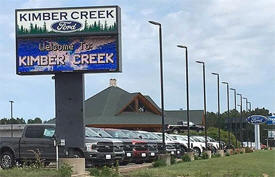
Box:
[192,136,218,153]
[154,132,187,156]
[170,134,205,156]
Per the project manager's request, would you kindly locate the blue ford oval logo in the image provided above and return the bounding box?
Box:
[247,115,267,125]
[51,21,82,33]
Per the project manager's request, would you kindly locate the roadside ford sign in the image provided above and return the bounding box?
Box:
[15,6,122,75]
[246,115,267,125]
[267,116,275,125]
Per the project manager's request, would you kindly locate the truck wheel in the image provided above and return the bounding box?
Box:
[73,151,84,158]
[0,151,14,169]
[172,128,180,134]
[197,129,203,133]
[193,147,201,156]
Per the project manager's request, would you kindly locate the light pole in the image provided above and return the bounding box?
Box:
[149,20,166,153]
[222,82,231,147]
[230,88,237,148]
[237,93,243,147]
[243,97,248,145]
[211,73,221,149]
[196,61,207,149]
[248,102,252,148]
[177,45,191,151]
[9,100,14,137]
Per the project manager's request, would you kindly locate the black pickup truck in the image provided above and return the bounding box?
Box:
[166,121,204,134]
[0,124,118,169]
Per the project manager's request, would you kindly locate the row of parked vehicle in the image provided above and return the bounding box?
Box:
[0,124,224,169]
[84,127,225,166]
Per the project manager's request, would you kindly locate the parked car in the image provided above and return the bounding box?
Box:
[85,127,125,164]
[120,129,158,163]
[170,134,205,156]
[152,132,180,158]
[89,127,134,165]
[166,121,204,134]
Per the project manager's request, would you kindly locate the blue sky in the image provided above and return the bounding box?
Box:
[0,0,274,121]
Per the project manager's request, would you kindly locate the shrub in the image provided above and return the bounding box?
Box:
[194,155,202,160]
[212,154,221,158]
[225,153,230,156]
[27,149,44,168]
[89,168,100,176]
[245,147,253,153]
[152,160,166,167]
[201,152,209,159]
[101,166,114,177]
[182,154,191,162]
[58,163,73,177]
[170,156,177,164]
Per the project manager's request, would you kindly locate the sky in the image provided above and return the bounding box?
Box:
[0,0,274,121]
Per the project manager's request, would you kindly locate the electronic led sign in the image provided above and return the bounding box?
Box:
[16,6,121,75]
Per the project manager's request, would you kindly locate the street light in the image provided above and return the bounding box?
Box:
[177,45,191,151]
[211,73,221,149]
[222,82,231,147]
[9,100,14,137]
[149,20,166,153]
[248,101,252,147]
[237,93,243,147]
[196,60,207,149]
[230,88,237,147]
[243,97,248,146]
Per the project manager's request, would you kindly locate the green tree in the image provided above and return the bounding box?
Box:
[27,117,42,124]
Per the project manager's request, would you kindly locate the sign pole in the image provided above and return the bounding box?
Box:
[254,124,260,150]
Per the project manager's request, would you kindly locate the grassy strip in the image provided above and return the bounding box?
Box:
[126,150,275,177]
[0,168,60,177]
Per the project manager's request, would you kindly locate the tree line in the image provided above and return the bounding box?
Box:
[0,117,43,124]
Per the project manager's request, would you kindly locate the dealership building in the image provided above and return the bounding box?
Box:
[83,79,204,131]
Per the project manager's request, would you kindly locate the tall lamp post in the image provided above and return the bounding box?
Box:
[177,45,191,151]
[243,97,248,145]
[211,73,221,149]
[196,61,207,149]
[230,88,237,147]
[237,93,243,147]
[9,100,14,137]
[222,82,231,147]
[248,102,252,148]
[149,20,166,153]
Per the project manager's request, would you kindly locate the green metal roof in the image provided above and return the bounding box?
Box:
[46,86,203,126]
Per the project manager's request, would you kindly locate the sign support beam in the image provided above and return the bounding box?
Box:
[55,73,85,157]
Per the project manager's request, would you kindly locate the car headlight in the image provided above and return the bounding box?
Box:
[86,142,98,152]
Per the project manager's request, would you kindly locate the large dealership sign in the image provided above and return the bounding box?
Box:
[16,6,121,75]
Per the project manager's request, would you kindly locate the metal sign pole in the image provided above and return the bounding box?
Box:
[254,124,260,150]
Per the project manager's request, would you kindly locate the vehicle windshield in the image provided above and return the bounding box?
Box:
[132,131,147,139]
[192,137,204,142]
[104,129,129,139]
[172,135,187,141]
[121,130,140,139]
[165,134,175,141]
[153,133,163,140]
[141,132,159,140]
[90,128,112,138]
[85,128,101,138]
[207,137,216,142]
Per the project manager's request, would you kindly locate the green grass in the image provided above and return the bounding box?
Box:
[0,168,60,177]
[126,150,275,177]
